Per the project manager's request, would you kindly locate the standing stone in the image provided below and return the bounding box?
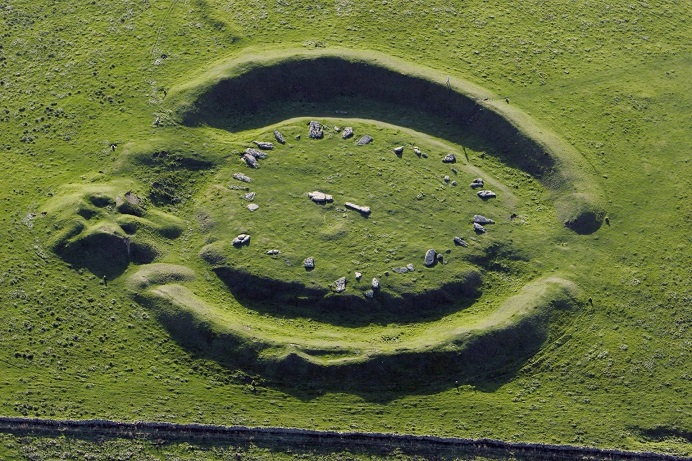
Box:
[334,277,347,293]
[477,190,497,199]
[355,271,362,281]
[424,249,437,267]
[345,202,371,215]
[364,289,375,299]
[245,148,268,159]
[273,130,286,144]
[453,236,469,247]
[413,147,422,156]
[342,127,354,139]
[308,191,333,203]
[442,153,456,163]
[232,234,251,246]
[473,215,495,224]
[470,178,484,188]
[243,192,256,201]
[394,146,404,155]
[473,222,487,233]
[253,141,274,150]
[304,257,315,269]
[242,153,259,168]
[444,175,450,182]
[371,278,380,289]
[308,121,323,139]
[406,263,415,272]
[233,172,252,183]
[356,135,373,146]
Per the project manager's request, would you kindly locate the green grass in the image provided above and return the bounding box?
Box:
[0,0,690,458]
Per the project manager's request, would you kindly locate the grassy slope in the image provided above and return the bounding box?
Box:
[0,0,689,457]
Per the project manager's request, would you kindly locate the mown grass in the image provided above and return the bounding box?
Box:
[0,0,689,458]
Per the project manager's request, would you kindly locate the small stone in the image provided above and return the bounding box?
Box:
[232,234,250,246]
[308,191,333,203]
[473,222,487,233]
[304,257,315,269]
[364,289,374,299]
[247,204,259,212]
[394,146,404,155]
[295,134,301,140]
[273,130,286,144]
[421,152,428,158]
[242,192,256,201]
[245,148,268,159]
[413,146,422,156]
[355,272,362,280]
[424,249,436,267]
[393,266,408,274]
[451,181,458,186]
[356,135,373,146]
[442,153,456,163]
[334,126,341,132]
[233,172,252,183]
[266,249,280,255]
[334,277,347,293]
[436,253,444,262]
[453,236,468,247]
[242,153,259,168]
[371,278,380,289]
[308,120,323,139]
[473,214,495,224]
[342,127,354,139]
[470,178,484,188]
[253,141,273,150]
[345,202,371,215]
[444,175,450,182]
[477,190,497,199]
[406,263,415,272]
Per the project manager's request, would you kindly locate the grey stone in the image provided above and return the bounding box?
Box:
[444,175,450,182]
[228,185,249,191]
[451,181,458,186]
[345,202,371,215]
[233,172,252,183]
[273,130,286,144]
[413,146,422,156]
[394,146,404,155]
[334,277,347,293]
[477,190,497,199]
[473,222,487,233]
[453,236,468,247]
[308,191,333,203]
[232,234,250,246]
[424,249,437,267]
[243,192,256,201]
[470,178,484,188]
[355,271,362,280]
[342,127,354,139]
[242,153,259,168]
[371,278,380,289]
[266,249,281,255]
[253,141,273,150]
[356,135,373,146]
[436,253,444,262]
[303,256,315,269]
[473,214,495,224]
[406,263,415,272]
[245,148,268,159]
[364,289,375,299]
[308,121,323,139]
[393,266,408,274]
[442,153,456,163]
[247,204,259,212]
[421,152,428,158]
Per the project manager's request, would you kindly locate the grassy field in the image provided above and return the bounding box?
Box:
[0,0,689,458]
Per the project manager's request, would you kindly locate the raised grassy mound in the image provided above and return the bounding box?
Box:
[43,49,602,389]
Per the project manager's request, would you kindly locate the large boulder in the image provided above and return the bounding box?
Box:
[477,190,496,199]
[232,234,251,246]
[442,153,456,163]
[424,249,437,267]
[273,130,286,144]
[356,135,373,146]
[473,214,495,224]
[303,256,315,269]
[342,127,354,139]
[308,120,323,139]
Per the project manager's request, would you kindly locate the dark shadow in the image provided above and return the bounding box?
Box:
[180,57,556,179]
[212,266,481,327]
